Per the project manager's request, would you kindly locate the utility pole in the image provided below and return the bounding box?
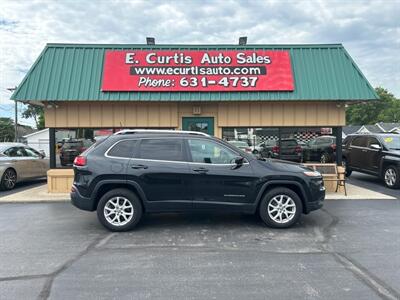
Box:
[7,87,17,142]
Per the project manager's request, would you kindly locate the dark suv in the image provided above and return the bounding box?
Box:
[343,133,400,189]
[260,139,303,162]
[71,130,325,231]
[302,136,336,163]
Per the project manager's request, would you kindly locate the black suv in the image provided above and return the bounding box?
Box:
[343,133,400,189]
[302,136,336,163]
[71,130,325,231]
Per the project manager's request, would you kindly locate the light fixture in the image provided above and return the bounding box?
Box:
[146,37,155,45]
[239,37,247,45]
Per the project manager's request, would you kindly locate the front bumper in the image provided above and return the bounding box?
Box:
[305,178,325,213]
[70,185,96,211]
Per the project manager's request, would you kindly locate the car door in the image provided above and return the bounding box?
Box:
[365,137,382,174]
[24,147,46,177]
[304,139,318,161]
[126,138,192,211]
[348,136,368,169]
[186,138,258,209]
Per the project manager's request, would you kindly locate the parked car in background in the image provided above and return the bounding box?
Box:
[60,139,93,166]
[260,139,303,162]
[71,130,325,231]
[251,142,266,154]
[343,133,400,189]
[302,136,336,163]
[0,143,49,190]
[228,140,253,153]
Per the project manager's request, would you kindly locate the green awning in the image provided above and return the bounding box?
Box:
[11,43,378,102]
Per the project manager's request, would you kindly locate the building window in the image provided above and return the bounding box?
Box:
[222,127,337,164]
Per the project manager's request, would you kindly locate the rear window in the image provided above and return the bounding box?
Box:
[138,139,184,161]
[62,142,82,149]
[281,140,297,147]
[107,140,137,158]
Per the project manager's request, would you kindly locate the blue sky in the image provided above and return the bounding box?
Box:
[0,0,399,127]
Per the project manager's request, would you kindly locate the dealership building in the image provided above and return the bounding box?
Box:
[11,43,378,191]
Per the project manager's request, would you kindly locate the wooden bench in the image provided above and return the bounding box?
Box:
[303,163,347,195]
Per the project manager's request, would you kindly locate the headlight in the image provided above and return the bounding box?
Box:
[303,171,321,177]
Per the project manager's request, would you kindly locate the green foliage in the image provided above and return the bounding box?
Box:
[21,104,45,129]
[346,87,400,125]
[0,117,15,142]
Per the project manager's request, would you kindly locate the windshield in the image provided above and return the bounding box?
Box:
[382,136,400,150]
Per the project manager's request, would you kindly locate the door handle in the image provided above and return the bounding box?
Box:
[362,149,367,152]
[131,164,148,169]
[193,167,209,173]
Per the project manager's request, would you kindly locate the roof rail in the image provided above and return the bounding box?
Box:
[114,129,210,137]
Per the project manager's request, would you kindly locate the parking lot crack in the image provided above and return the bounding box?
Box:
[332,252,400,300]
[319,209,399,300]
[37,233,113,300]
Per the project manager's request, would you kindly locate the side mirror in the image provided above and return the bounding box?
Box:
[39,150,46,158]
[370,144,381,150]
[234,156,244,166]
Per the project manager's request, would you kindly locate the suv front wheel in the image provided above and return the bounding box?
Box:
[97,188,143,231]
[383,165,400,189]
[259,187,303,228]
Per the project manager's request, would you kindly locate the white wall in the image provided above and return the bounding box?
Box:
[25,129,50,156]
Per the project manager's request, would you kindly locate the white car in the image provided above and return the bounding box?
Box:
[251,142,266,154]
[0,143,49,190]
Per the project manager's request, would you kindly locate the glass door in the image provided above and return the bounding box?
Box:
[182,117,214,135]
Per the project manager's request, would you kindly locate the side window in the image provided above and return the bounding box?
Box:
[107,140,137,158]
[6,147,27,157]
[188,139,238,164]
[367,137,380,148]
[351,137,367,147]
[25,147,40,157]
[138,139,184,162]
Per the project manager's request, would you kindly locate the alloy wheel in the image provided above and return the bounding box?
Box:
[4,169,16,189]
[384,168,397,187]
[267,194,297,224]
[104,197,134,226]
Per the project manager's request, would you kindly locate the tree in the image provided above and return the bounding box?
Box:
[0,118,15,142]
[346,87,400,125]
[21,104,45,129]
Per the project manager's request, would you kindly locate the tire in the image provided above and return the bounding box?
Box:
[382,165,400,189]
[0,168,17,191]
[320,152,331,164]
[97,188,143,231]
[343,158,352,177]
[253,150,258,154]
[259,187,303,228]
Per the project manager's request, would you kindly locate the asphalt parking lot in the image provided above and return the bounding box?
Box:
[0,197,399,300]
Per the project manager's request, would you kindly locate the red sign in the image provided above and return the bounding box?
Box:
[101,50,294,92]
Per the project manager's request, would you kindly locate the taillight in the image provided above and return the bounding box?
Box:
[73,156,87,166]
[331,144,336,151]
[295,145,303,153]
[245,147,252,153]
[272,146,280,153]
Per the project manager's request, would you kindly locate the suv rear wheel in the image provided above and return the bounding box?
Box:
[259,187,302,228]
[383,165,399,189]
[97,188,143,231]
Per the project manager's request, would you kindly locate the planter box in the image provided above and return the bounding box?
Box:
[47,169,74,193]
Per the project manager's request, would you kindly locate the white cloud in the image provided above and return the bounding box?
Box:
[0,0,398,121]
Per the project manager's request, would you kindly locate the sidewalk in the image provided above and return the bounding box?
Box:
[0,182,395,203]
[325,183,395,200]
[0,184,70,203]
